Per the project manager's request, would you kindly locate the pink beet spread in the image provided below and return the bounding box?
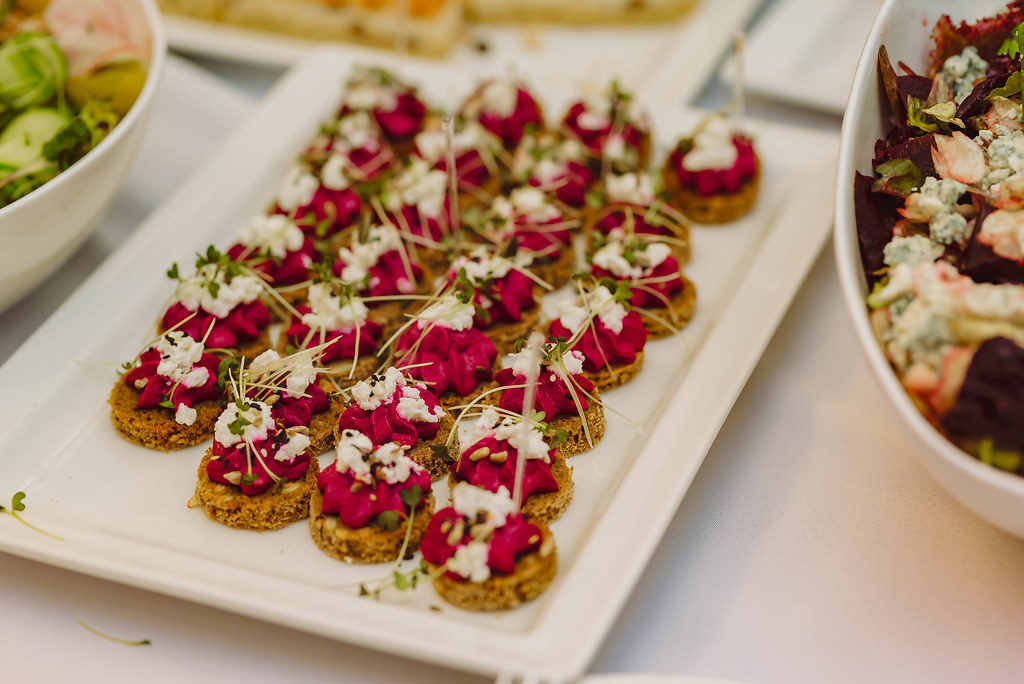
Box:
[123,345,222,409]
[395,323,497,397]
[526,160,594,208]
[594,205,674,238]
[206,429,311,496]
[389,202,451,246]
[549,313,647,370]
[496,364,594,420]
[669,136,757,196]
[332,248,424,297]
[591,257,685,309]
[445,267,536,328]
[162,300,271,350]
[317,459,431,529]
[561,101,646,161]
[452,434,558,500]
[339,384,444,448]
[227,238,317,287]
[420,507,542,581]
[472,87,543,149]
[275,185,362,238]
[271,380,331,428]
[284,311,382,364]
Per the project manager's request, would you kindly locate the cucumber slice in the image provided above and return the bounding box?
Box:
[0,107,69,169]
[0,32,69,109]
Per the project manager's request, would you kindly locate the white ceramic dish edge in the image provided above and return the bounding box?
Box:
[835,0,1024,537]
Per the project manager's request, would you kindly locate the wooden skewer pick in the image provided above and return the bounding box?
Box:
[442,114,461,237]
[732,30,746,132]
[512,331,545,509]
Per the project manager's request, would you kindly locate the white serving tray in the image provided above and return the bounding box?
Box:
[736,0,885,115]
[0,48,836,681]
[166,0,762,105]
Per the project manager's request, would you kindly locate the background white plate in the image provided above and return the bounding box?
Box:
[165,0,763,105]
[736,0,885,114]
[0,48,836,680]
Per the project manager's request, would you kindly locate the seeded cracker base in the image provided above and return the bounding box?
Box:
[483,306,541,355]
[586,349,644,392]
[439,377,500,411]
[643,275,698,339]
[194,450,319,530]
[307,394,346,457]
[309,490,435,564]
[665,162,761,225]
[449,451,574,523]
[108,381,222,451]
[551,397,607,458]
[431,523,557,612]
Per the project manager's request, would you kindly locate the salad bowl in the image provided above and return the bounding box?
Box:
[835,0,1024,537]
[0,0,166,314]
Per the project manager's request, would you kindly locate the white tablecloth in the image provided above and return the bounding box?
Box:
[4,9,1024,683]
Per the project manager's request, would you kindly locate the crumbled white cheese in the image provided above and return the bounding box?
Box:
[449,246,520,283]
[301,283,369,332]
[320,154,351,191]
[941,46,989,105]
[473,79,518,118]
[334,110,380,154]
[237,214,304,259]
[335,428,374,479]
[385,157,447,219]
[416,293,476,331]
[174,404,197,426]
[491,186,560,224]
[415,121,495,164]
[882,235,944,267]
[214,401,274,447]
[336,223,407,287]
[562,350,585,375]
[469,407,550,462]
[396,386,444,423]
[154,331,206,384]
[681,113,738,172]
[276,432,311,462]
[451,481,518,526]
[980,128,1024,188]
[902,176,969,245]
[446,539,492,583]
[351,366,405,411]
[341,67,399,111]
[276,164,319,213]
[556,284,628,335]
[374,442,420,485]
[604,172,656,205]
[175,264,264,319]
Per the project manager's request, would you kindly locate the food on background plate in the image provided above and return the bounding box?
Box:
[662,111,760,224]
[421,483,557,612]
[465,0,697,24]
[0,0,149,208]
[855,1,1024,475]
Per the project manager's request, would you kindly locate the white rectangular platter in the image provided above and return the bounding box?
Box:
[737,0,884,114]
[0,48,837,680]
[166,0,762,105]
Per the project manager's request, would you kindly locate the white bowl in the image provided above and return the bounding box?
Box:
[836,0,1024,537]
[0,0,166,314]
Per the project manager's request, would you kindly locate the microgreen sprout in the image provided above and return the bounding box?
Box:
[0,491,62,540]
[76,620,150,647]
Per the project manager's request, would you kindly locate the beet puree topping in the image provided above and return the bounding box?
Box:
[446,249,537,327]
[452,408,558,500]
[670,136,757,197]
[163,263,270,350]
[124,331,222,424]
[497,346,594,419]
[227,214,317,287]
[284,284,382,364]
[549,285,647,370]
[332,223,423,297]
[414,120,501,191]
[339,367,445,448]
[512,133,594,208]
[462,79,543,149]
[274,164,362,238]
[590,238,684,308]
[395,294,498,397]
[318,431,431,529]
[207,401,311,496]
[338,66,426,142]
[421,484,542,583]
[488,186,572,256]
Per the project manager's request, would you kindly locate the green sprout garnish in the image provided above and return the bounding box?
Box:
[0,491,62,540]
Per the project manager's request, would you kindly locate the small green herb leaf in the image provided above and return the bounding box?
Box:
[399,484,423,509]
[872,158,924,198]
[377,510,400,531]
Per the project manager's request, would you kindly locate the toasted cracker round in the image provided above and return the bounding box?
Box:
[664,162,760,225]
[482,305,541,356]
[431,522,558,612]
[529,246,576,290]
[309,489,435,564]
[551,396,607,458]
[193,449,318,530]
[640,275,698,339]
[585,349,644,392]
[306,393,346,457]
[109,381,222,451]
[332,405,459,481]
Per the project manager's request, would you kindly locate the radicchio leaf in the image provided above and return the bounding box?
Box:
[874,133,938,178]
[929,0,1024,73]
[958,72,1014,121]
[940,336,1024,456]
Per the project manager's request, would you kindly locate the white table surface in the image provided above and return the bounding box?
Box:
[4,4,1024,682]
